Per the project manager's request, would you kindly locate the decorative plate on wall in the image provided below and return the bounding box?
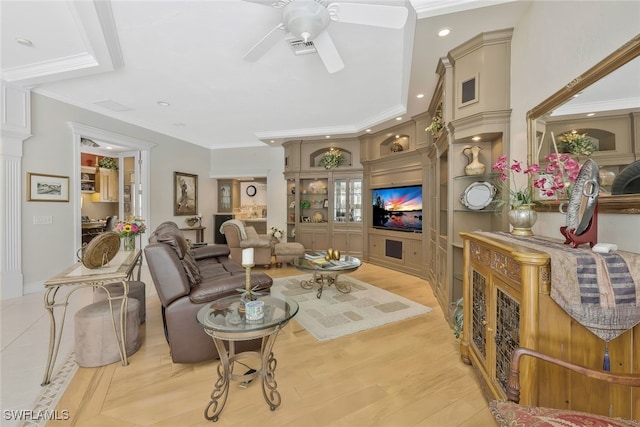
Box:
[460,181,496,210]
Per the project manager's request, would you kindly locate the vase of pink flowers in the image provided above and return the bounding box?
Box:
[492,153,581,235]
[492,155,540,235]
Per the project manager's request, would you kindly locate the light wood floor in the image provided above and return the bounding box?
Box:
[50,262,496,426]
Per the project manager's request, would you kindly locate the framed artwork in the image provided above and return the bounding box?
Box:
[301,216,310,223]
[174,171,198,215]
[458,73,479,108]
[323,199,329,208]
[27,173,69,202]
[123,184,131,195]
[123,193,131,202]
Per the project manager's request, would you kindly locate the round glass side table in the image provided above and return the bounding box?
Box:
[196,295,299,422]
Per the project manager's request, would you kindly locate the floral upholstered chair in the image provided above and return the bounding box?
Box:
[491,347,640,427]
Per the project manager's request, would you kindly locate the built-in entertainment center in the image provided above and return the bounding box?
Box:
[282,29,513,326]
[359,28,513,325]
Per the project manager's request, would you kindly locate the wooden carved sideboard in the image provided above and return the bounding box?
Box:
[459,232,639,420]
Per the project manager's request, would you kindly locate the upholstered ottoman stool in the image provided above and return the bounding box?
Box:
[274,242,305,267]
[74,299,141,368]
[93,281,146,323]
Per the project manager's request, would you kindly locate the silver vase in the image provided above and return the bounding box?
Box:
[508,206,537,236]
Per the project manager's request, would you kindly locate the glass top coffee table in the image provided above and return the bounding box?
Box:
[196,295,298,422]
[292,254,362,299]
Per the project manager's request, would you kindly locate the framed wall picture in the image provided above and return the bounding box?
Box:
[174,171,198,215]
[323,198,329,208]
[458,73,479,108]
[27,173,69,202]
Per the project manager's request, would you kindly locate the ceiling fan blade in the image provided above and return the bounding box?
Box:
[243,23,286,62]
[241,0,276,7]
[329,3,408,29]
[313,30,344,74]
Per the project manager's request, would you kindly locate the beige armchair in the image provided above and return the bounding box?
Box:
[220,220,275,268]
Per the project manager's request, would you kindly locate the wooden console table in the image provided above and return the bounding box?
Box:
[460,232,639,419]
[180,226,206,243]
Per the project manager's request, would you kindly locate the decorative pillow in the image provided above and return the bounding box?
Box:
[490,400,639,427]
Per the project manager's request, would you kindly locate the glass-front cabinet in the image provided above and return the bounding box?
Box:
[332,175,363,256]
[286,178,297,240]
[283,139,363,256]
[333,177,362,223]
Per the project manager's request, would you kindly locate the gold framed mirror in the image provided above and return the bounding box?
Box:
[527,34,640,214]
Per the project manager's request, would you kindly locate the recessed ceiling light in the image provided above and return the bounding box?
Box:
[270,140,275,143]
[157,101,170,107]
[395,135,400,138]
[416,93,424,99]
[366,129,372,133]
[438,28,450,37]
[325,135,331,139]
[586,113,595,117]
[396,117,402,121]
[105,146,113,150]
[15,37,33,47]
[472,136,481,141]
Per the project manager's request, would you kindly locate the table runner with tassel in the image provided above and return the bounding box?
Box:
[478,232,640,343]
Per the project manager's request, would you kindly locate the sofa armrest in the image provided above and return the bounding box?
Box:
[144,244,191,307]
[192,244,230,260]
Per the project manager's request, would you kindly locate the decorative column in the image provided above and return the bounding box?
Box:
[1,80,31,299]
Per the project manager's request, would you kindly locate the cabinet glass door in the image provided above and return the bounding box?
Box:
[334,178,362,223]
[350,178,362,223]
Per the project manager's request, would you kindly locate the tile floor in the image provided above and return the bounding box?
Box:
[1,266,155,427]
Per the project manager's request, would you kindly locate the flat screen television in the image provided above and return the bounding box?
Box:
[372,185,422,232]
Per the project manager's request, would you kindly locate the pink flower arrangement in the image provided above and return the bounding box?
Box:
[533,153,581,198]
[492,155,540,207]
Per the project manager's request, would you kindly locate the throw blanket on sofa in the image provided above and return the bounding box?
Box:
[478,232,640,342]
[219,219,247,240]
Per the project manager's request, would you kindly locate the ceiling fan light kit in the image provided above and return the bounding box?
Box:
[283,0,330,43]
[243,0,408,73]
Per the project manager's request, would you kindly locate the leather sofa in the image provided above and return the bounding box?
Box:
[144,222,273,363]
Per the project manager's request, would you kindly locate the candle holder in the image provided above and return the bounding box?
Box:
[243,263,255,300]
[237,263,256,314]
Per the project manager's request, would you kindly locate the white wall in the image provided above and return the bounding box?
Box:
[21,93,216,292]
[510,0,640,253]
[210,146,287,236]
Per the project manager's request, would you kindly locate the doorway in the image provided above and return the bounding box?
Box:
[70,122,155,256]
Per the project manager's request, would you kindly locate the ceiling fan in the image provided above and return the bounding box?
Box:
[242,0,409,73]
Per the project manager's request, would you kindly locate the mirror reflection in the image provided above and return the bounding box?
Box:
[528,35,640,213]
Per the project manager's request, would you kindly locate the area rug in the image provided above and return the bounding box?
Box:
[270,275,432,341]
